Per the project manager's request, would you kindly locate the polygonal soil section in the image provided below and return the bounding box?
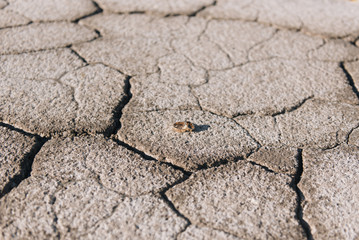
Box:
[299,145,359,239]
[0,49,85,80]
[79,194,187,239]
[0,176,187,239]
[32,135,184,196]
[248,146,299,175]
[236,100,359,149]
[0,63,128,137]
[125,73,200,112]
[199,0,359,39]
[0,22,97,54]
[166,161,305,238]
[6,0,97,22]
[0,176,60,239]
[76,14,289,74]
[194,60,358,118]
[60,64,128,135]
[248,30,359,62]
[73,37,172,76]
[118,110,259,171]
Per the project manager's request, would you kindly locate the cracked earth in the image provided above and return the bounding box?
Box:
[1,0,359,239]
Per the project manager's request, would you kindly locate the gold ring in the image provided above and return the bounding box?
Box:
[173,121,195,133]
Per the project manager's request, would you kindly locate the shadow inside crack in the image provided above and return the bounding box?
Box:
[0,138,47,198]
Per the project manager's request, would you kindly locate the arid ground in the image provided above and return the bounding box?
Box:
[1,0,359,239]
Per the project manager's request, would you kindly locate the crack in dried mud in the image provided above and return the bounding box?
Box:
[104,75,132,137]
[247,160,276,174]
[111,138,192,176]
[2,2,359,238]
[290,149,313,240]
[188,0,217,17]
[346,124,359,144]
[72,0,103,23]
[271,96,314,117]
[340,62,359,100]
[160,176,193,239]
[0,122,48,198]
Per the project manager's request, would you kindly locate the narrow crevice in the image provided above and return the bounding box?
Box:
[159,175,193,239]
[0,20,33,30]
[305,39,326,59]
[271,96,314,117]
[107,10,147,16]
[0,38,97,56]
[0,122,41,139]
[198,14,337,41]
[69,46,89,64]
[89,62,128,76]
[93,29,102,38]
[340,62,359,100]
[247,160,276,174]
[0,46,61,57]
[72,0,103,23]
[232,120,263,149]
[290,149,313,240]
[346,124,359,144]
[320,142,340,151]
[175,222,191,240]
[164,13,181,18]
[188,85,203,111]
[188,0,217,17]
[195,158,231,171]
[210,40,236,67]
[228,84,313,120]
[198,109,263,148]
[192,152,262,172]
[125,107,200,114]
[127,11,147,15]
[231,109,255,118]
[0,123,48,198]
[111,138,192,176]
[1,139,48,196]
[103,75,132,137]
[112,133,255,174]
[246,28,279,62]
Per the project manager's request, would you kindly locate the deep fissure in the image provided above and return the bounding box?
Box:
[290,149,314,240]
[0,122,48,198]
[340,62,359,100]
[104,75,133,137]
[159,175,193,239]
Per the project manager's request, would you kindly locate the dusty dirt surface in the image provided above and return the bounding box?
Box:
[1,0,359,239]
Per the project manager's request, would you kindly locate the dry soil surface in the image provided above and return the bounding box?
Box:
[1,0,359,239]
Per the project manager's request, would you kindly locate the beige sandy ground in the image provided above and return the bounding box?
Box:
[1,0,359,239]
